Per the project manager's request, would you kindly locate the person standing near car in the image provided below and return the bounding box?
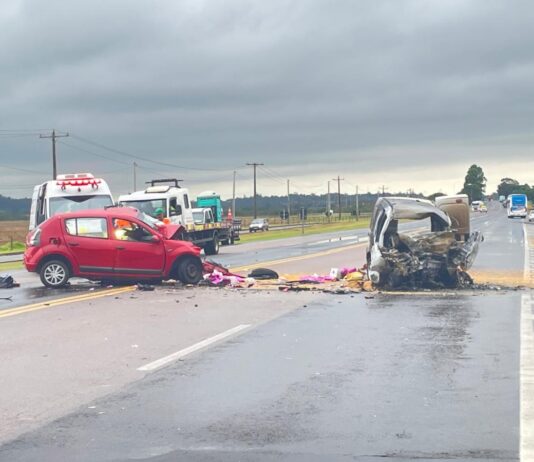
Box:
[154,207,165,221]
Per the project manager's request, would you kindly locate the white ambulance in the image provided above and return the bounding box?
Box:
[29,173,114,230]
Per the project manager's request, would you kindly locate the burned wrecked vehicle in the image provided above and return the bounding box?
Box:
[367,196,482,289]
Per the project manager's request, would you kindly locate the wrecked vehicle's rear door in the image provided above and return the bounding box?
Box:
[435,194,470,240]
[367,197,481,289]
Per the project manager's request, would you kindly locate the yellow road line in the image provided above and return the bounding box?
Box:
[0,286,135,319]
[230,242,367,273]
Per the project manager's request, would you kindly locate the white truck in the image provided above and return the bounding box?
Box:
[118,179,240,255]
[192,208,215,225]
[29,173,114,230]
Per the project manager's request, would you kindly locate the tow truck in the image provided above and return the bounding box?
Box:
[29,173,114,230]
[117,179,240,255]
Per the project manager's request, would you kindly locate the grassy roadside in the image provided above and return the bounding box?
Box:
[238,218,370,244]
[0,241,25,254]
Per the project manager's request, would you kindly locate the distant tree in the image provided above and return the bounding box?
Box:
[460,164,486,202]
[497,178,520,198]
[427,192,446,201]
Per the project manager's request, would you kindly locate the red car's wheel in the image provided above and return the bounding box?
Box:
[40,260,70,288]
[177,256,203,284]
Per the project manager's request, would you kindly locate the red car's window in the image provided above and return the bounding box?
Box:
[64,218,108,239]
[112,218,153,242]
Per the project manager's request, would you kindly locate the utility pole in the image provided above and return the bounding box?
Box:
[332,176,344,221]
[40,129,69,179]
[381,185,388,196]
[246,162,264,218]
[287,179,291,223]
[355,185,359,221]
[133,162,138,191]
[327,181,331,224]
[232,170,236,218]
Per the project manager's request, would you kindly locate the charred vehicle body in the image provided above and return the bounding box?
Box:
[367,196,482,289]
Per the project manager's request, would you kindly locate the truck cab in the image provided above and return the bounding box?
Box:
[196,191,224,223]
[118,179,194,228]
[192,208,215,225]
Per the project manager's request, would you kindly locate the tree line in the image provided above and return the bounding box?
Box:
[0,165,530,221]
[455,164,534,203]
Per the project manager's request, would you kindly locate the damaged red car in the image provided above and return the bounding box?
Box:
[24,207,203,288]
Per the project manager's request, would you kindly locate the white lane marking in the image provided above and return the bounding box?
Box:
[521,293,534,462]
[524,224,531,284]
[308,236,369,247]
[137,324,251,372]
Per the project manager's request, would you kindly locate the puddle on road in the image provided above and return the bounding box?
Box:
[0,280,116,310]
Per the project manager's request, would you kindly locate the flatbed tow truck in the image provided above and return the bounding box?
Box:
[118,179,240,255]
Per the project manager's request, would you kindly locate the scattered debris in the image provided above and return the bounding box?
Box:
[137,283,155,291]
[0,275,19,289]
[248,268,279,280]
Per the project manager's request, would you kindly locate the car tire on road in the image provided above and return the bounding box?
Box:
[40,260,70,288]
[204,234,220,255]
[177,256,203,284]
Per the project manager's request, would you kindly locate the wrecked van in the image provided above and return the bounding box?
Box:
[367,196,481,289]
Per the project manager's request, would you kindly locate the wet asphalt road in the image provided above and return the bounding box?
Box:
[0,202,531,461]
[0,290,521,461]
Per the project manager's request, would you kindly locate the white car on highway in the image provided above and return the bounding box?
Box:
[528,210,534,222]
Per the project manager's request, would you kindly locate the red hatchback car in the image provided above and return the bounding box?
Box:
[24,208,204,288]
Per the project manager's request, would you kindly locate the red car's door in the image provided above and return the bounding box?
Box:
[111,217,165,277]
[63,217,115,275]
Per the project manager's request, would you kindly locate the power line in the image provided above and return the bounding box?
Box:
[58,140,132,165]
[70,134,244,173]
[0,164,44,174]
[257,166,285,185]
[0,128,53,132]
[258,165,310,191]
[0,133,43,138]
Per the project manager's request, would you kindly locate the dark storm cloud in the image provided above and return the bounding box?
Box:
[2,0,534,197]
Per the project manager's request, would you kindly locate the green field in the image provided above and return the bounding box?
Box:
[238,218,370,243]
[0,241,25,254]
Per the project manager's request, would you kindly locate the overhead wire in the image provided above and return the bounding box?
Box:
[0,164,44,174]
[70,134,246,173]
[0,128,53,132]
[57,140,132,166]
[0,134,43,138]
[257,166,286,185]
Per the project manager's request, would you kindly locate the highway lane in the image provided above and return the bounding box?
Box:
[0,201,532,461]
[0,204,510,311]
[0,223,374,310]
[1,292,524,462]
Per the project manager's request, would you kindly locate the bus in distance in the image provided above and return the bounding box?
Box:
[507,193,527,219]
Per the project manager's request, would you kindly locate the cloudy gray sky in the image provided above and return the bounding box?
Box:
[2,0,534,199]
